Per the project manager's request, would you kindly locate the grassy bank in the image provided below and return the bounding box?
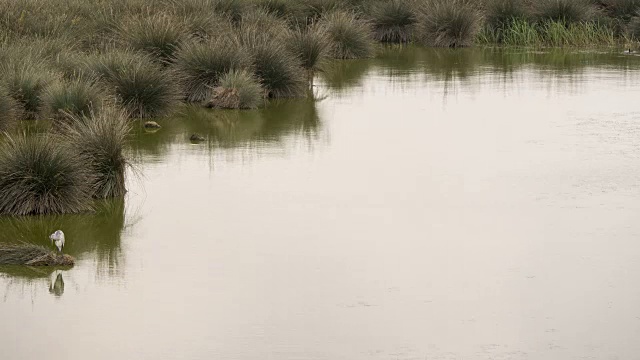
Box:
[0,0,637,216]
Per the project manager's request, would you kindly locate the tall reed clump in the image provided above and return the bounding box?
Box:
[542,20,616,46]
[0,90,18,132]
[117,13,188,63]
[208,69,263,109]
[416,0,481,48]
[59,108,130,199]
[534,0,594,24]
[86,50,180,118]
[482,0,529,43]
[368,0,418,43]
[172,39,251,102]
[320,10,374,59]
[0,135,93,215]
[0,64,53,119]
[286,25,330,71]
[43,79,103,119]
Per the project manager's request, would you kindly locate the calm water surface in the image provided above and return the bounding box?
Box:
[2,47,640,360]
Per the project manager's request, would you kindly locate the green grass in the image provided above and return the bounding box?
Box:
[0,63,53,119]
[248,39,308,98]
[117,13,188,63]
[59,107,130,199]
[601,0,640,21]
[173,38,251,102]
[86,50,180,118]
[483,0,529,43]
[43,79,103,119]
[0,134,93,215]
[0,89,18,132]
[320,10,374,59]
[286,25,330,70]
[534,0,594,24]
[368,0,417,43]
[209,69,263,109]
[629,13,640,39]
[416,0,481,48]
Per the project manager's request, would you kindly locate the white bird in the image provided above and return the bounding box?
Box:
[49,230,65,254]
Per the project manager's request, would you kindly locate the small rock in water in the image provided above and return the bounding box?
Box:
[144,121,161,129]
[190,133,205,142]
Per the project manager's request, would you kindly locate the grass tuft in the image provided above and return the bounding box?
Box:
[416,0,481,48]
[369,0,417,43]
[59,107,131,199]
[483,0,529,43]
[0,134,94,216]
[43,79,103,119]
[534,0,594,24]
[0,63,53,119]
[321,10,374,59]
[286,25,330,70]
[248,39,308,98]
[0,89,19,132]
[86,50,180,118]
[117,13,188,63]
[207,69,263,109]
[173,39,251,102]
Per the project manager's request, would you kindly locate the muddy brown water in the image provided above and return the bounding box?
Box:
[2,46,640,360]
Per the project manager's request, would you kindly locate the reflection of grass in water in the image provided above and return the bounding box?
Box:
[0,198,127,277]
[319,59,371,93]
[134,98,323,156]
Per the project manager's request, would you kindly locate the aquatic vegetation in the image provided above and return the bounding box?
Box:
[59,107,130,199]
[483,0,529,43]
[86,50,180,118]
[320,10,374,59]
[600,0,640,20]
[173,39,251,102]
[416,0,481,48]
[627,13,640,39]
[534,0,594,24]
[0,243,74,266]
[117,13,188,63]
[0,63,53,119]
[368,0,417,43]
[214,0,248,22]
[0,134,93,215]
[208,69,263,109]
[43,79,103,119]
[0,89,18,132]
[286,25,330,71]
[248,39,307,98]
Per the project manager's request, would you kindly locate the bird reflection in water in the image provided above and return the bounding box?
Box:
[49,270,65,297]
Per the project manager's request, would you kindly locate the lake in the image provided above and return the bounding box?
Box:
[2,46,640,360]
